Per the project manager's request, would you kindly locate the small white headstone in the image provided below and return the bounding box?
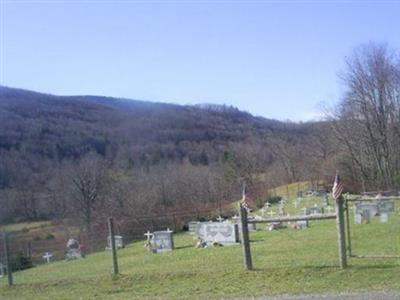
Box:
[354,213,362,224]
[380,213,389,223]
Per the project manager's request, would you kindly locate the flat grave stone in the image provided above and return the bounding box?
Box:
[196,222,239,246]
[152,230,174,253]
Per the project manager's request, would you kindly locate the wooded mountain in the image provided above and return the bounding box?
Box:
[1,86,334,225]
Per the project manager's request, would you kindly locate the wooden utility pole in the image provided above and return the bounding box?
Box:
[335,198,347,268]
[107,217,119,275]
[3,232,13,286]
[239,204,252,270]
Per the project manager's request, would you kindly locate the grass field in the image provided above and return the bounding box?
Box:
[1,213,400,299]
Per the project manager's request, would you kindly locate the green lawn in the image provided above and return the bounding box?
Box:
[1,214,400,300]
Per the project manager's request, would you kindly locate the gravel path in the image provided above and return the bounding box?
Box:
[230,290,400,300]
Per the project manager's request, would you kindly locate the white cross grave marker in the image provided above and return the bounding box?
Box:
[144,231,153,241]
[217,216,224,222]
[42,252,53,264]
[268,210,276,217]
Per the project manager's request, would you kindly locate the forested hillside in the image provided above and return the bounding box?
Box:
[2,43,400,230]
[0,86,336,226]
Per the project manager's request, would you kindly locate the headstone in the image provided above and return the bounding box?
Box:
[152,230,174,253]
[307,207,322,215]
[246,216,257,232]
[354,213,362,224]
[355,203,379,217]
[216,216,224,222]
[362,210,371,223]
[0,263,4,278]
[107,235,124,250]
[42,252,53,264]
[196,222,239,246]
[378,201,395,213]
[380,213,389,223]
[293,220,308,229]
[66,238,82,260]
[188,221,200,234]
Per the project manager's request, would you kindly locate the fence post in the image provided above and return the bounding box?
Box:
[3,232,13,286]
[344,196,352,257]
[336,197,347,268]
[107,217,119,275]
[239,204,253,270]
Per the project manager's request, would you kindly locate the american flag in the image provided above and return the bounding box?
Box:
[332,173,344,201]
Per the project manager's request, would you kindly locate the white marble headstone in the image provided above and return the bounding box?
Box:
[379,213,389,223]
[196,222,239,245]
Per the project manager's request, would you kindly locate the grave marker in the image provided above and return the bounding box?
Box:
[378,200,395,213]
[380,213,389,223]
[107,235,124,250]
[188,221,200,233]
[354,213,362,224]
[42,252,53,264]
[152,230,174,253]
[196,222,239,246]
[355,202,379,217]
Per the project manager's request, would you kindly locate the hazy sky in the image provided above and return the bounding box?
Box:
[1,1,400,121]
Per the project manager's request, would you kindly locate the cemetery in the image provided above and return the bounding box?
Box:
[1,185,400,299]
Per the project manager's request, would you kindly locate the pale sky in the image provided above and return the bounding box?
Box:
[1,0,400,121]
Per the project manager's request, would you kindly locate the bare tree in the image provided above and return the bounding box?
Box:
[69,152,108,232]
[332,43,400,190]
